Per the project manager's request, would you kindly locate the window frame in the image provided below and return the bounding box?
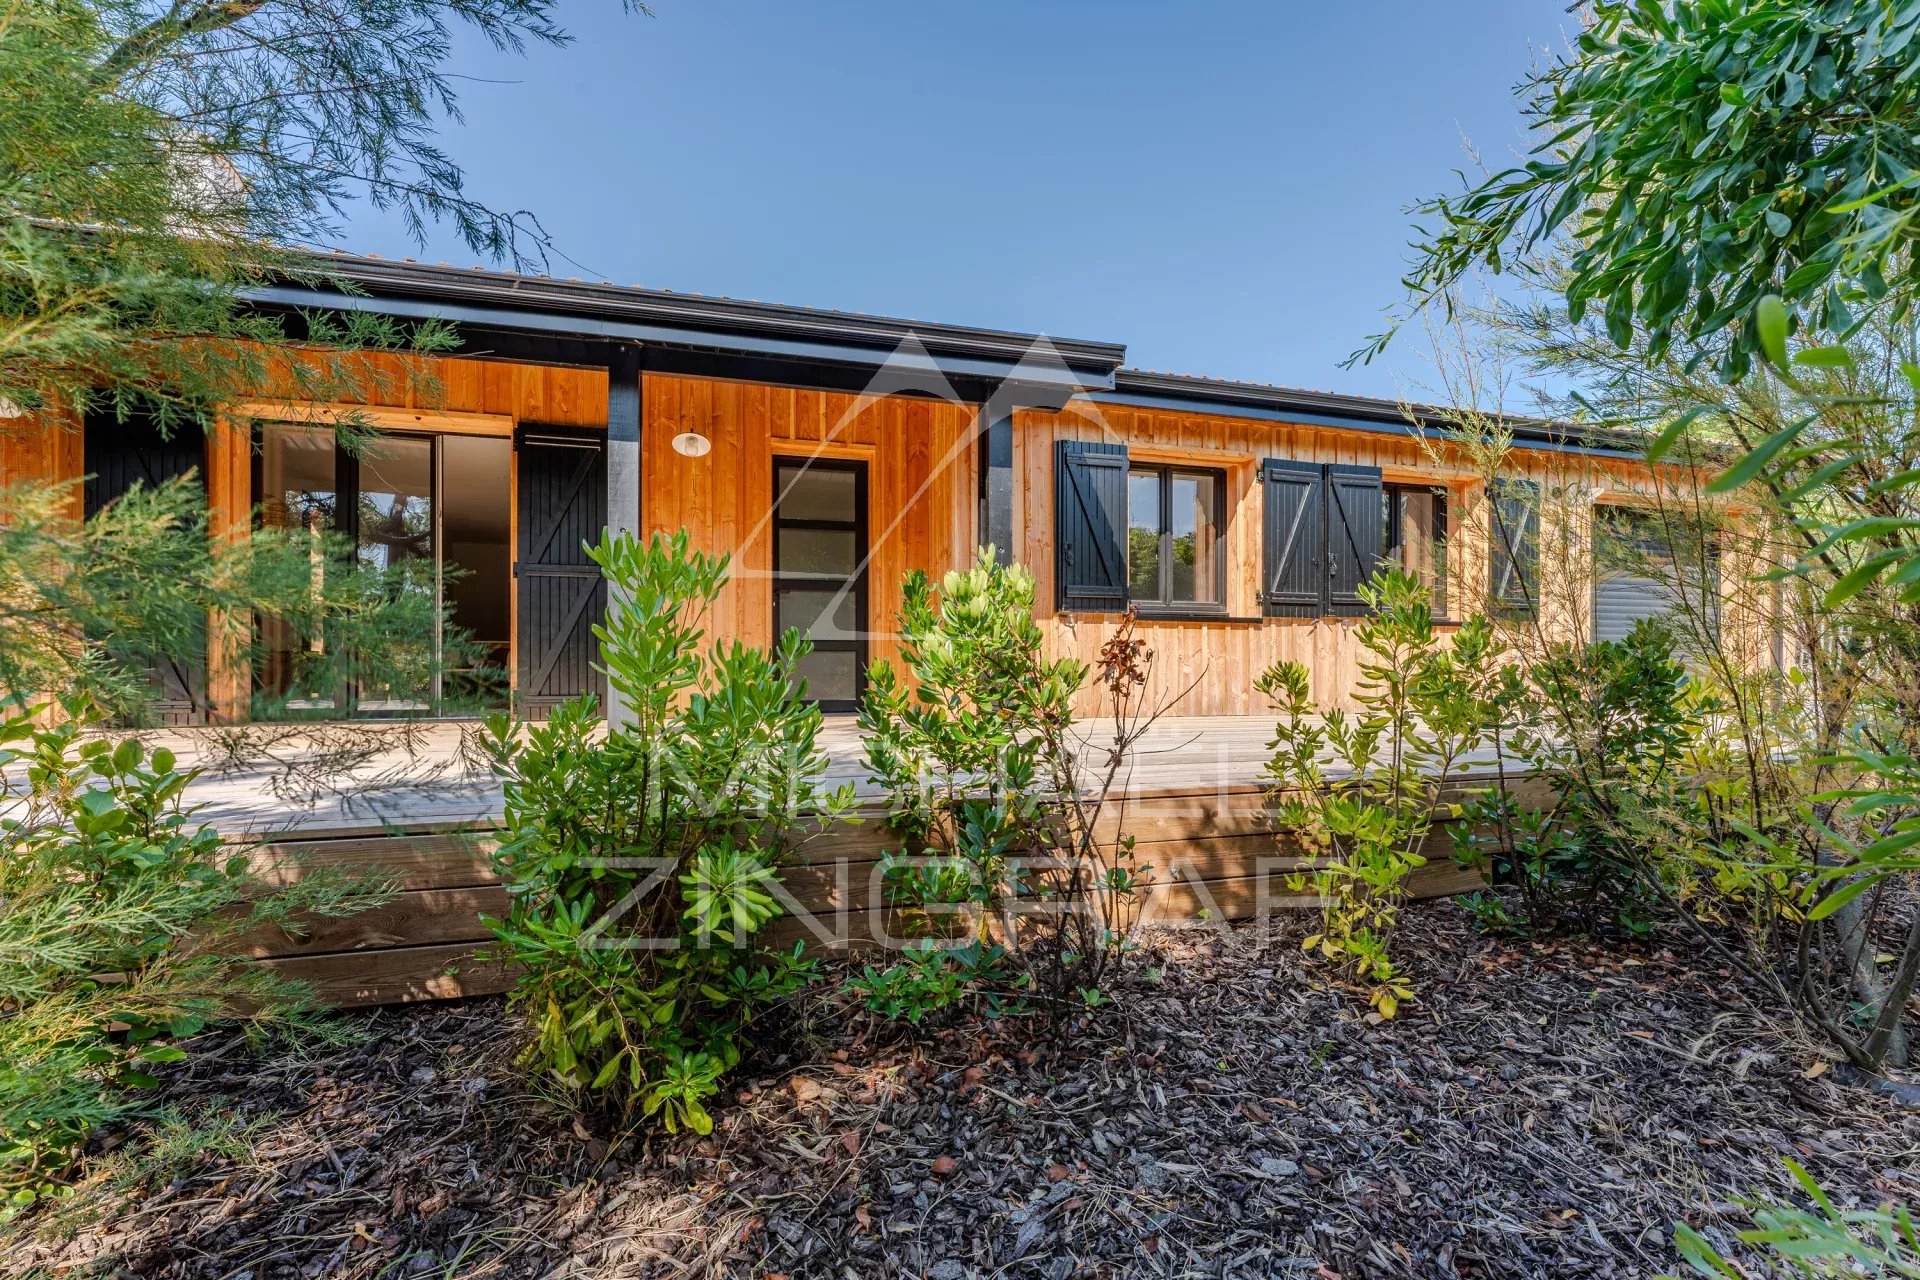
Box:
[1125,463,1229,617]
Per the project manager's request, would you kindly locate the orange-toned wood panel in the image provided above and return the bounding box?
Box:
[1014,399,1698,716]
[0,405,83,518]
[640,374,977,675]
[245,349,608,428]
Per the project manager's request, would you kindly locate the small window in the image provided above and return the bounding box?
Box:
[1127,465,1226,611]
[1382,483,1449,615]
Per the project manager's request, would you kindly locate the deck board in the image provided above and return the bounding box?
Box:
[154,715,1506,838]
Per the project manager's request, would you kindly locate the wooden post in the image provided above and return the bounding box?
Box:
[204,413,252,723]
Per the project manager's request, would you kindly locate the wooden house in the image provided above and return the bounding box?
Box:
[1,251,1743,726]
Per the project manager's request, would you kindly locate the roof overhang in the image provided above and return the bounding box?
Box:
[247,256,1126,398]
[1096,370,1645,460]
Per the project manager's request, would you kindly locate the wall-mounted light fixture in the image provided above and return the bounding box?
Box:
[672,431,712,458]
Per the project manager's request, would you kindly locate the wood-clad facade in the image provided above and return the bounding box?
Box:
[1,253,1749,726]
[640,373,978,682]
[1013,396,1755,716]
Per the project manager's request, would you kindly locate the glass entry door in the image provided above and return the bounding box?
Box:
[772,457,867,712]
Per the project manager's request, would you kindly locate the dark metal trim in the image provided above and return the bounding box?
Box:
[1098,372,1644,459]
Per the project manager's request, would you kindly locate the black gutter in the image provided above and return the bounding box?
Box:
[1098,370,1646,460]
[269,253,1127,385]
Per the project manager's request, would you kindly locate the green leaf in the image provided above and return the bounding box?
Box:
[1823,550,1903,607]
[1807,872,1887,921]
[1791,345,1854,368]
[1764,209,1790,236]
[1755,295,1789,373]
[1644,407,1706,463]
[1707,414,1812,493]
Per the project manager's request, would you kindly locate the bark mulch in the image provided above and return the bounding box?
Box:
[11,901,1920,1279]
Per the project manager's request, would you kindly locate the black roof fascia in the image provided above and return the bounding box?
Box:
[251,256,1125,389]
[1097,370,1645,461]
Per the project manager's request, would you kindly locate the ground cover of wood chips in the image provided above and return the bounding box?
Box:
[11,901,1920,1279]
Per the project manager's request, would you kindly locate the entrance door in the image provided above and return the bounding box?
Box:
[772,457,867,712]
[515,428,608,717]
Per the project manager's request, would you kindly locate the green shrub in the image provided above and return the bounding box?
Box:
[0,699,386,1214]
[1452,619,1703,936]
[1258,567,1503,1018]
[484,530,854,1135]
[856,550,1159,1027]
[1672,1160,1920,1279]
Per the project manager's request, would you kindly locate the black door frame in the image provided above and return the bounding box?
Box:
[771,455,869,713]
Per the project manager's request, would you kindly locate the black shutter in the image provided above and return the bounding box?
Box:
[1325,464,1385,615]
[1054,440,1128,612]
[516,428,608,718]
[84,406,207,724]
[1489,478,1541,613]
[1259,458,1324,617]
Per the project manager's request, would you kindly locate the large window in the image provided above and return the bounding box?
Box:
[1382,483,1449,616]
[1127,465,1225,612]
[255,423,511,715]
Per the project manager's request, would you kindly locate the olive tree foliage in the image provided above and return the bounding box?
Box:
[1363,0,1920,381]
[1369,0,1920,1077]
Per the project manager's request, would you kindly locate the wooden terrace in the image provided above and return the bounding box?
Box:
[157,717,1501,1007]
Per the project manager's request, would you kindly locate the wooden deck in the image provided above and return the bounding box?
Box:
[160,716,1297,837]
[146,717,1508,1007]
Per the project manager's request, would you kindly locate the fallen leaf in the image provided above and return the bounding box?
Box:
[840,1131,861,1157]
[930,1155,958,1177]
[1803,1061,1829,1080]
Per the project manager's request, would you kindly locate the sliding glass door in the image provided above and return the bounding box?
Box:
[256,424,510,716]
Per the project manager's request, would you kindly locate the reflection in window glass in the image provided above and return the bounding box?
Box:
[1127,466,1224,608]
[1383,485,1449,616]
[357,438,433,573]
[355,437,435,711]
[776,587,857,641]
[793,649,857,703]
[1170,472,1219,605]
[776,465,856,522]
[779,527,858,578]
[1128,470,1161,600]
[258,425,338,707]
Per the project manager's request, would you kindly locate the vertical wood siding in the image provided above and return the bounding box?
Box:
[639,373,978,678]
[1013,399,1727,716]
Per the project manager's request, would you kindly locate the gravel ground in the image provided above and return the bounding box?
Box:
[12,900,1920,1279]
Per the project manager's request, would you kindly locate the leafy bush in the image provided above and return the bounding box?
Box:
[856,551,1164,1027]
[1673,1160,1920,1279]
[1258,568,1502,1018]
[844,941,1013,1025]
[484,530,854,1135]
[1453,619,1704,936]
[0,699,386,1213]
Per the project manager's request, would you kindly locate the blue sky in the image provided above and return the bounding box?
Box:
[338,1,1573,403]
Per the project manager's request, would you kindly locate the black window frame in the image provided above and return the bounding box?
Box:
[771,455,869,713]
[1381,481,1451,619]
[1125,463,1229,617]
